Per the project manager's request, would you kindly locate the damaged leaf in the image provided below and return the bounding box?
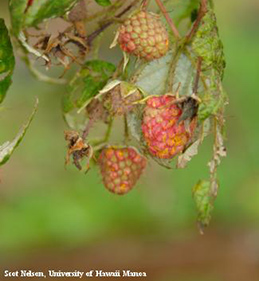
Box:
[192,179,214,233]
[191,9,225,79]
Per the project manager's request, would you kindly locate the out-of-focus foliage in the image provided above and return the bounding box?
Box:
[95,0,112,7]
[9,0,80,35]
[0,19,15,104]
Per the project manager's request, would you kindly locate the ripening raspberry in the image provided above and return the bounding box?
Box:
[118,11,169,61]
[98,146,147,195]
[142,95,197,159]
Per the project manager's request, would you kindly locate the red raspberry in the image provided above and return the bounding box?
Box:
[98,146,147,195]
[142,95,197,159]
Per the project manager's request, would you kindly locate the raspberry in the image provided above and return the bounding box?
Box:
[98,146,147,195]
[118,11,169,61]
[142,95,197,159]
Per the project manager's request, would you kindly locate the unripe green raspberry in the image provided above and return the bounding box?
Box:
[98,146,147,195]
[118,11,169,61]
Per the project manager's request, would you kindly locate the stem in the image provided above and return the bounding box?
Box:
[130,63,147,84]
[166,44,183,93]
[185,0,208,43]
[27,59,67,84]
[183,49,208,92]
[193,56,202,95]
[85,0,122,22]
[142,0,151,10]
[92,32,103,59]
[124,114,130,144]
[154,0,181,39]
[91,118,114,147]
[112,58,124,79]
[104,118,113,142]
[82,118,95,140]
[87,0,139,45]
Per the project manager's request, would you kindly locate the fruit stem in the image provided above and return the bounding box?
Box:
[185,0,208,43]
[141,0,151,10]
[90,118,114,147]
[183,49,209,92]
[129,61,148,83]
[124,114,130,144]
[154,0,181,39]
[82,118,95,141]
[112,58,124,79]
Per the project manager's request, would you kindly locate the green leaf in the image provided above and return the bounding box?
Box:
[95,0,112,7]
[62,60,116,114]
[198,71,228,121]
[191,8,227,121]
[0,99,38,166]
[192,180,214,233]
[0,19,15,104]
[191,9,226,78]
[9,0,80,35]
[135,52,194,96]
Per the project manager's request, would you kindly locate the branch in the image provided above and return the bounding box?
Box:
[154,0,181,39]
[186,0,208,43]
[87,0,139,46]
[141,0,151,10]
[82,118,95,141]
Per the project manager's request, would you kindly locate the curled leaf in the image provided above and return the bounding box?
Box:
[192,179,214,234]
[191,9,225,78]
[177,140,200,169]
[0,99,39,166]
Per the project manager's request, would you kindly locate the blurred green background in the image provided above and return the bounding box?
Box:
[0,0,259,280]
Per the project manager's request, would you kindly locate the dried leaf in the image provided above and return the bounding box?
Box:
[177,140,200,169]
